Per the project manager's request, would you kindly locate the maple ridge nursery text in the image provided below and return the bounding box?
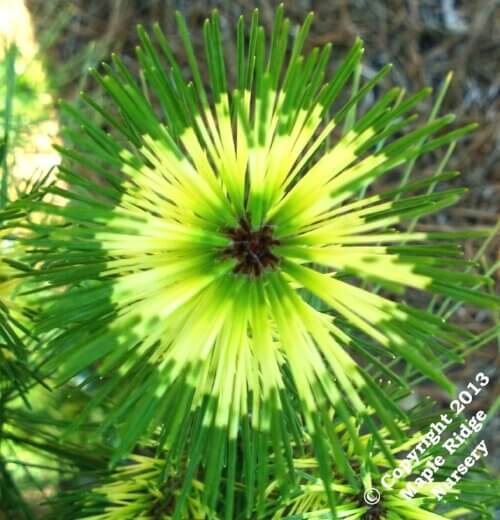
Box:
[381,372,490,500]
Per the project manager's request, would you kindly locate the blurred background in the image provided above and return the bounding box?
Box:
[1,0,498,517]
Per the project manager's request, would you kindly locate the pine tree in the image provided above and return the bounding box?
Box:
[1,6,499,520]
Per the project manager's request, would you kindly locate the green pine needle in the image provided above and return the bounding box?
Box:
[21,7,499,517]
